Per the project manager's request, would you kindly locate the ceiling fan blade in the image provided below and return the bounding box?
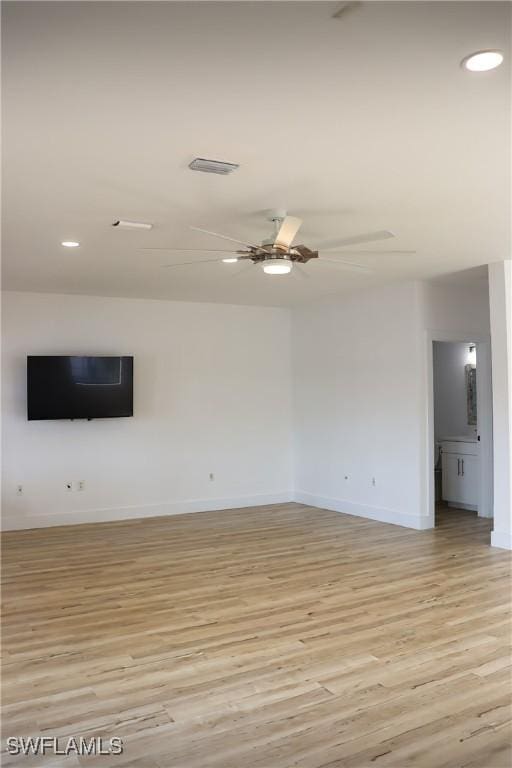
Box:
[190,226,262,251]
[161,258,226,268]
[332,2,360,18]
[325,249,416,255]
[231,261,254,278]
[319,257,373,273]
[141,247,241,253]
[320,230,395,251]
[274,216,302,250]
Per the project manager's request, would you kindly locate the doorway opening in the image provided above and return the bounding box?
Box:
[427,334,493,541]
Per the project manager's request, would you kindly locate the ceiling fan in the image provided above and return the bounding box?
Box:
[142,211,415,277]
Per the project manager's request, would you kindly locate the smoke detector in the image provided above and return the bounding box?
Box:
[188,158,239,175]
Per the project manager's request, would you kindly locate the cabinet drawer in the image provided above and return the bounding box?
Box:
[441,441,478,456]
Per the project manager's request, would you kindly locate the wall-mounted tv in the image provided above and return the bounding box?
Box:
[27,356,133,420]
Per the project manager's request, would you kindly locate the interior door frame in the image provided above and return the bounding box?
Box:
[425,330,493,525]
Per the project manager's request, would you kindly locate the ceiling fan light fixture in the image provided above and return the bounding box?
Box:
[462,50,503,72]
[222,258,238,263]
[262,259,293,275]
[61,240,80,248]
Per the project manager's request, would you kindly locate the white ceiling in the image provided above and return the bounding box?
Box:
[2,1,510,307]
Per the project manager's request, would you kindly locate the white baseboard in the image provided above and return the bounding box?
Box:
[293,490,434,530]
[1,491,294,531]
[447,502,478,512]
[5,489,504,543]
[490,529,512,550]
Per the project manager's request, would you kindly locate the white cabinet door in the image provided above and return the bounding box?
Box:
[459,454,478,505]
[442,454,462,503]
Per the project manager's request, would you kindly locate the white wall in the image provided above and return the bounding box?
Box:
[292,281,427,529]
[420,280,491,336]
[433,341,477,442]
[3,269,507,543]
[1,291,293,529]
[292,277,492,531]
[488,261,512,549]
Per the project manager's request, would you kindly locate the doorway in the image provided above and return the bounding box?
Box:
[426,332,493,537]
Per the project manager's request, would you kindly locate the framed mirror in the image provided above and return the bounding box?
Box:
[465,363,477,426]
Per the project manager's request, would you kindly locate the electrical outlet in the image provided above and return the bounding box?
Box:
[209,473,215,481]
[77,481,85,492]
[65,481,73,492]
[16,484,23,496]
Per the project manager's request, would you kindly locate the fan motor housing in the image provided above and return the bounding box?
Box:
[237,246,319,264]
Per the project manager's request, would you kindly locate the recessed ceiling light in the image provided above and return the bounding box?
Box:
[222,258,238,263]
[262,259,293,275]
[61,241,80,248]
[462,50,504,72]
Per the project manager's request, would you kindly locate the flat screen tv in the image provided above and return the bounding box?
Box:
[27,356,133,420]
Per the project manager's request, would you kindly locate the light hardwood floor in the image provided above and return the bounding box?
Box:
[1,503,511,767]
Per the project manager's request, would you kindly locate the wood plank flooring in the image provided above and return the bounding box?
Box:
[1,503,511,767]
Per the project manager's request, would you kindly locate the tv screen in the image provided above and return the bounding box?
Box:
[27,356,133,420]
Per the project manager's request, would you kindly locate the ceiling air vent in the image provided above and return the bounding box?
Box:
[188,158,239,175]
[112,220,153,230]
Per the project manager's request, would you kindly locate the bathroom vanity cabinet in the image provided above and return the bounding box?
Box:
[441,438,478,510]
